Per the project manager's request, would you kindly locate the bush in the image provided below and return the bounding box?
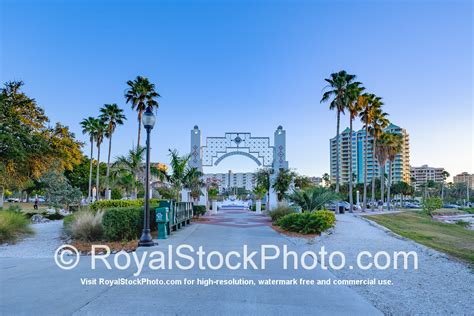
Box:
[44,212,64,220]
[63,212,76,228]
[0,211,34,244]
[193,205,207,217]
[111,188,122,200]
[70,211,104,242]
[7,204,22,212]
[90,199,165,212]
[276,211,336,234]
[268,206,295,222]
[251,203,266,212]
[102,205,159,241]
[422,197,443,216]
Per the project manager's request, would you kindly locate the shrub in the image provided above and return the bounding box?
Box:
[90,199,165,212]
[422,197,443,216]
[102,207,142,241]
[63,213,76,228]
[44,212,64,220]
[111,188,122,200]
[70,211,104,242]
[251,203,266,212]
[276,211,336,235]
[0,211,34,244]
[268,206,295,222]
[8,204,22,212]
[193,205,207,217]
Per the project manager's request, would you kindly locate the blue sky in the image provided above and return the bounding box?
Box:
[1,0,472,178]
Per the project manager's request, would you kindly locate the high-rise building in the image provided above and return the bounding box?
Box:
[410,165,446,188]
[202,172,256,192]
[453,172,474,190]
[330,123,410,185]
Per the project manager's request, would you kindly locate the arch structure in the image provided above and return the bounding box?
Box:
[189,125,289,209]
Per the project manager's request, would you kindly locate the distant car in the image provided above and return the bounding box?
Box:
[443,204,460,209]
[327,202,361,212]
[6,198,20,203]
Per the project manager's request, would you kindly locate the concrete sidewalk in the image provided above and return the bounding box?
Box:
[0,209,381,315]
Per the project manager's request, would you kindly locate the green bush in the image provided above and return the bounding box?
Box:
[268,205,295,222]
[63,212,77,228]
[193,205,207,217]
[102,206,158,241]
[0,211,34,244]
[251,203,266,212]
[422,197,443,216]
[90,199,165,211]
[44,212,65,220]
[7,204,22,212]
[111,188,122,200]
[276,211,336,234]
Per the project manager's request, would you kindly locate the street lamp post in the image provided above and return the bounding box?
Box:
[138,106,156,247]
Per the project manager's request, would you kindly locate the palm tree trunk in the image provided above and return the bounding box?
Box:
[363,124,368,211]
[0,186,4,209]
[441,182,445,201]
[96,144,101,201]
[371,137,376,211]
[137,110,143,148]
[335,110,340,193]
[105,134,112,200]
[387,160,392,210]
[88,139,94,202]
[348,118,354,213]
[380,163,385,209]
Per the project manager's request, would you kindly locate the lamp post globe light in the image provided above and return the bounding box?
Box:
[138,106,156,247]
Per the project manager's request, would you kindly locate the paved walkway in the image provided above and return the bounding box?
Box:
[0,209,380,315]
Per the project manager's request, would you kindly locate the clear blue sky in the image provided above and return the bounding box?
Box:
[1,0,472,178]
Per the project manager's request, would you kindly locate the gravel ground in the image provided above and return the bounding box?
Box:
[0,220,64,258]
[294,214,473,315]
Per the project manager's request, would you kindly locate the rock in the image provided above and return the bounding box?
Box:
[31,214,50,223]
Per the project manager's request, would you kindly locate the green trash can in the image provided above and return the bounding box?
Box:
[155,207,169,239]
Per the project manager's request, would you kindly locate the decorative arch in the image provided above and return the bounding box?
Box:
[214,151,262,166]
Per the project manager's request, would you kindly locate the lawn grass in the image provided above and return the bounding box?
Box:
[366,211,474,266]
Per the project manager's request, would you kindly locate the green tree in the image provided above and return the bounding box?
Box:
[41,170,82,210]
[441,170,450,201]
[255,168,272,203]
[321,70,358,193]
[294,175,314,190]
[272,168,295,202]
[99,103,126,199]
[375,132,392,208]
[167,149,202,201]
[80,117,97,202]
[124,76,160,148]
[91,119,106,201]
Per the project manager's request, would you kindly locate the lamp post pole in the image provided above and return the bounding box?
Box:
[139,107,156,247]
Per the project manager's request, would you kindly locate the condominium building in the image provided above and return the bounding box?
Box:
[330,123,410,184]
[410,165,446,188]
[453,172,474,190]
[202,171,255,192]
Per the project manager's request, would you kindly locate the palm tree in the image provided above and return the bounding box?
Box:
[272,168,296,202]
[255,168,272,204]
[113,146,146,199]
[375,132,392,209]
[168,149,202,202]
[124,76,160,148]
[80,117,98,202]
[369,107,389,210]
[346,83,365,212]
[441,170,450,201]
[91,119,106,201]
[359,94,378,210]
[386,133,403,210]
[321,70,358,193]
[99,104,126,199]
[288,187,339,212]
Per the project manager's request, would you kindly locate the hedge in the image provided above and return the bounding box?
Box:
[276,211,335,234]
[193,205,206,217]
[89,199,164,211]
[102,205,158,241]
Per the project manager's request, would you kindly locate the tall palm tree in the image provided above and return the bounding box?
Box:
[321,70,358,193]
[386,133,403,210]
[99,104,126,199]
[80,117,97,202]
[369,107,389,210]
[346,83,365,212]
[92,119,106,201]
[113,146,146,199]
[441,170,450,201]
[360,94,377,210]
[124,76,160,148]
[375,132,392,209]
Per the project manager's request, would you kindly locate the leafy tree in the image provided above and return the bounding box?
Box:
[99,103,126,199]
[386,133,403,210]
[113,146,146,199]
[321,70,358,193]
[322,173,331,187]
[41,170,82,210]
[272,168,295,202]
[0,81,82,207]
[421,197,442,217]
[124,76,160,148]
[92,119,106,200]
[370,109,390,209]
[288,187,339,212]
[167,149,202,201]
[294,175,314,190]
[80,117,97,201]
